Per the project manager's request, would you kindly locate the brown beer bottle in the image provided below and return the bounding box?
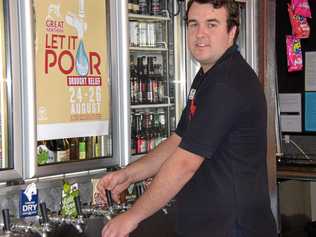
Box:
[69,138,79,160]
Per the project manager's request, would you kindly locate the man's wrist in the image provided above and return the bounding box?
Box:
[127,205,146,224]
[122,165,135,184]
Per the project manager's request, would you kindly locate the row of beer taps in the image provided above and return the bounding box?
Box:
[0,182,147,237]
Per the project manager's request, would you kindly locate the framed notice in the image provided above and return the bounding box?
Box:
[34,0,110,140]
[279,93,302,133]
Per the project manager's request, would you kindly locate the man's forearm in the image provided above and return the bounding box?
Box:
[124,133,181,184]
[126,147,203,223]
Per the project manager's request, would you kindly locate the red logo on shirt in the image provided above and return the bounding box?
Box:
[189,98,197,120]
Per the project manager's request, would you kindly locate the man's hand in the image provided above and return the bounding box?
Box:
[102,212,139,237]
[97,169,130,204]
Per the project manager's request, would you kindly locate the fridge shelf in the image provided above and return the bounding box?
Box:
[130,46,168,52]
[131,103,173,109]
[128,13,171,22]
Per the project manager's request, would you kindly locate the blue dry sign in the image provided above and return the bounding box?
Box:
[19,188,38,218]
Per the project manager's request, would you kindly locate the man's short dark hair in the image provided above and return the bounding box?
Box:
[185,0,240,43]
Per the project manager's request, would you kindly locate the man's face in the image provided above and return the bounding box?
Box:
[187,2,236,72]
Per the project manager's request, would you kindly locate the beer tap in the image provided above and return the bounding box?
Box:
[135,182,145,199]
[1,209,42,237]
[2,209,11,234]
[73,196,85,233]
[38,202,52,235]
[105,189,115,214]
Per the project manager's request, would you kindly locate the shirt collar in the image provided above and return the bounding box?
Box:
[198,44,238,77]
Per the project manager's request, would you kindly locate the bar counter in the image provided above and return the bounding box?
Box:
[278,165,316,181]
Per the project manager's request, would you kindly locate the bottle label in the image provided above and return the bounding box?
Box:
[133,4,140,13]
[152,2,160,14]
[57,150,69,162]
[94,143,101,157]
[139,0,147,14]
[147,138,155,151]
[128,3,133,12]
[47,149,56,163]
[37,144,49,165]
[140,139,146,153]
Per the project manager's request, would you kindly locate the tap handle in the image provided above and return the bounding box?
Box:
[105,189,113,207]
[39,202,49,224]
[74,195,82,216]
[2,209,11,232]
[135,183,144,199]
[135,184,140,199]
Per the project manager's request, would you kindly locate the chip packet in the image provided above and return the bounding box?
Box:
[286,35,303,72]
[288,3,310,39]
[292,0,312,18]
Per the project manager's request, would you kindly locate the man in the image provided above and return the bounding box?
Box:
[97,1,277,236]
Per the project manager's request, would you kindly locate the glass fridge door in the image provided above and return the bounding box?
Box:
[238,0,259,73]
[127,0,187,162]
[20,0,124,178]
[0,0,23,181]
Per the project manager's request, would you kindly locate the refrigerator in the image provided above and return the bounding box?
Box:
[127,0,187,163]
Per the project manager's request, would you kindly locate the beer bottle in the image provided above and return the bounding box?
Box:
[79,137,87,160]
[139,130,146,153]
[105,135,112,157]
[130,56,137,104]
[135,113,146,154]
[147,23,156,47]
[147,78,153,103]
[128,0,133,13]
[132,0,139,14]
[129,21,139,47]
[138,22,148,47]
[152,113,161,146]
[69,138,79,160]
[131,112,137,154]
[152,77,158,103]
[94,136,101,157]
[37,140,49,165]
[151,0,161,15]
[137,57,145,103]
[157,76,164,103]
[56,139,70,162]
[138,0,148,15]
[135,113,141,154]
[158,109,167,140]
[146,128,155,152]
[46,140,57,163]
[86,137,94,159]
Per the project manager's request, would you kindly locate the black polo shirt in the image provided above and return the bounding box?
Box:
[175,45,277,237]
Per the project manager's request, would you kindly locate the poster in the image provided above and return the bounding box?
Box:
[34,0,110,140]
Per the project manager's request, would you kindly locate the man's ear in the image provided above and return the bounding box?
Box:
[229,25,237,44]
